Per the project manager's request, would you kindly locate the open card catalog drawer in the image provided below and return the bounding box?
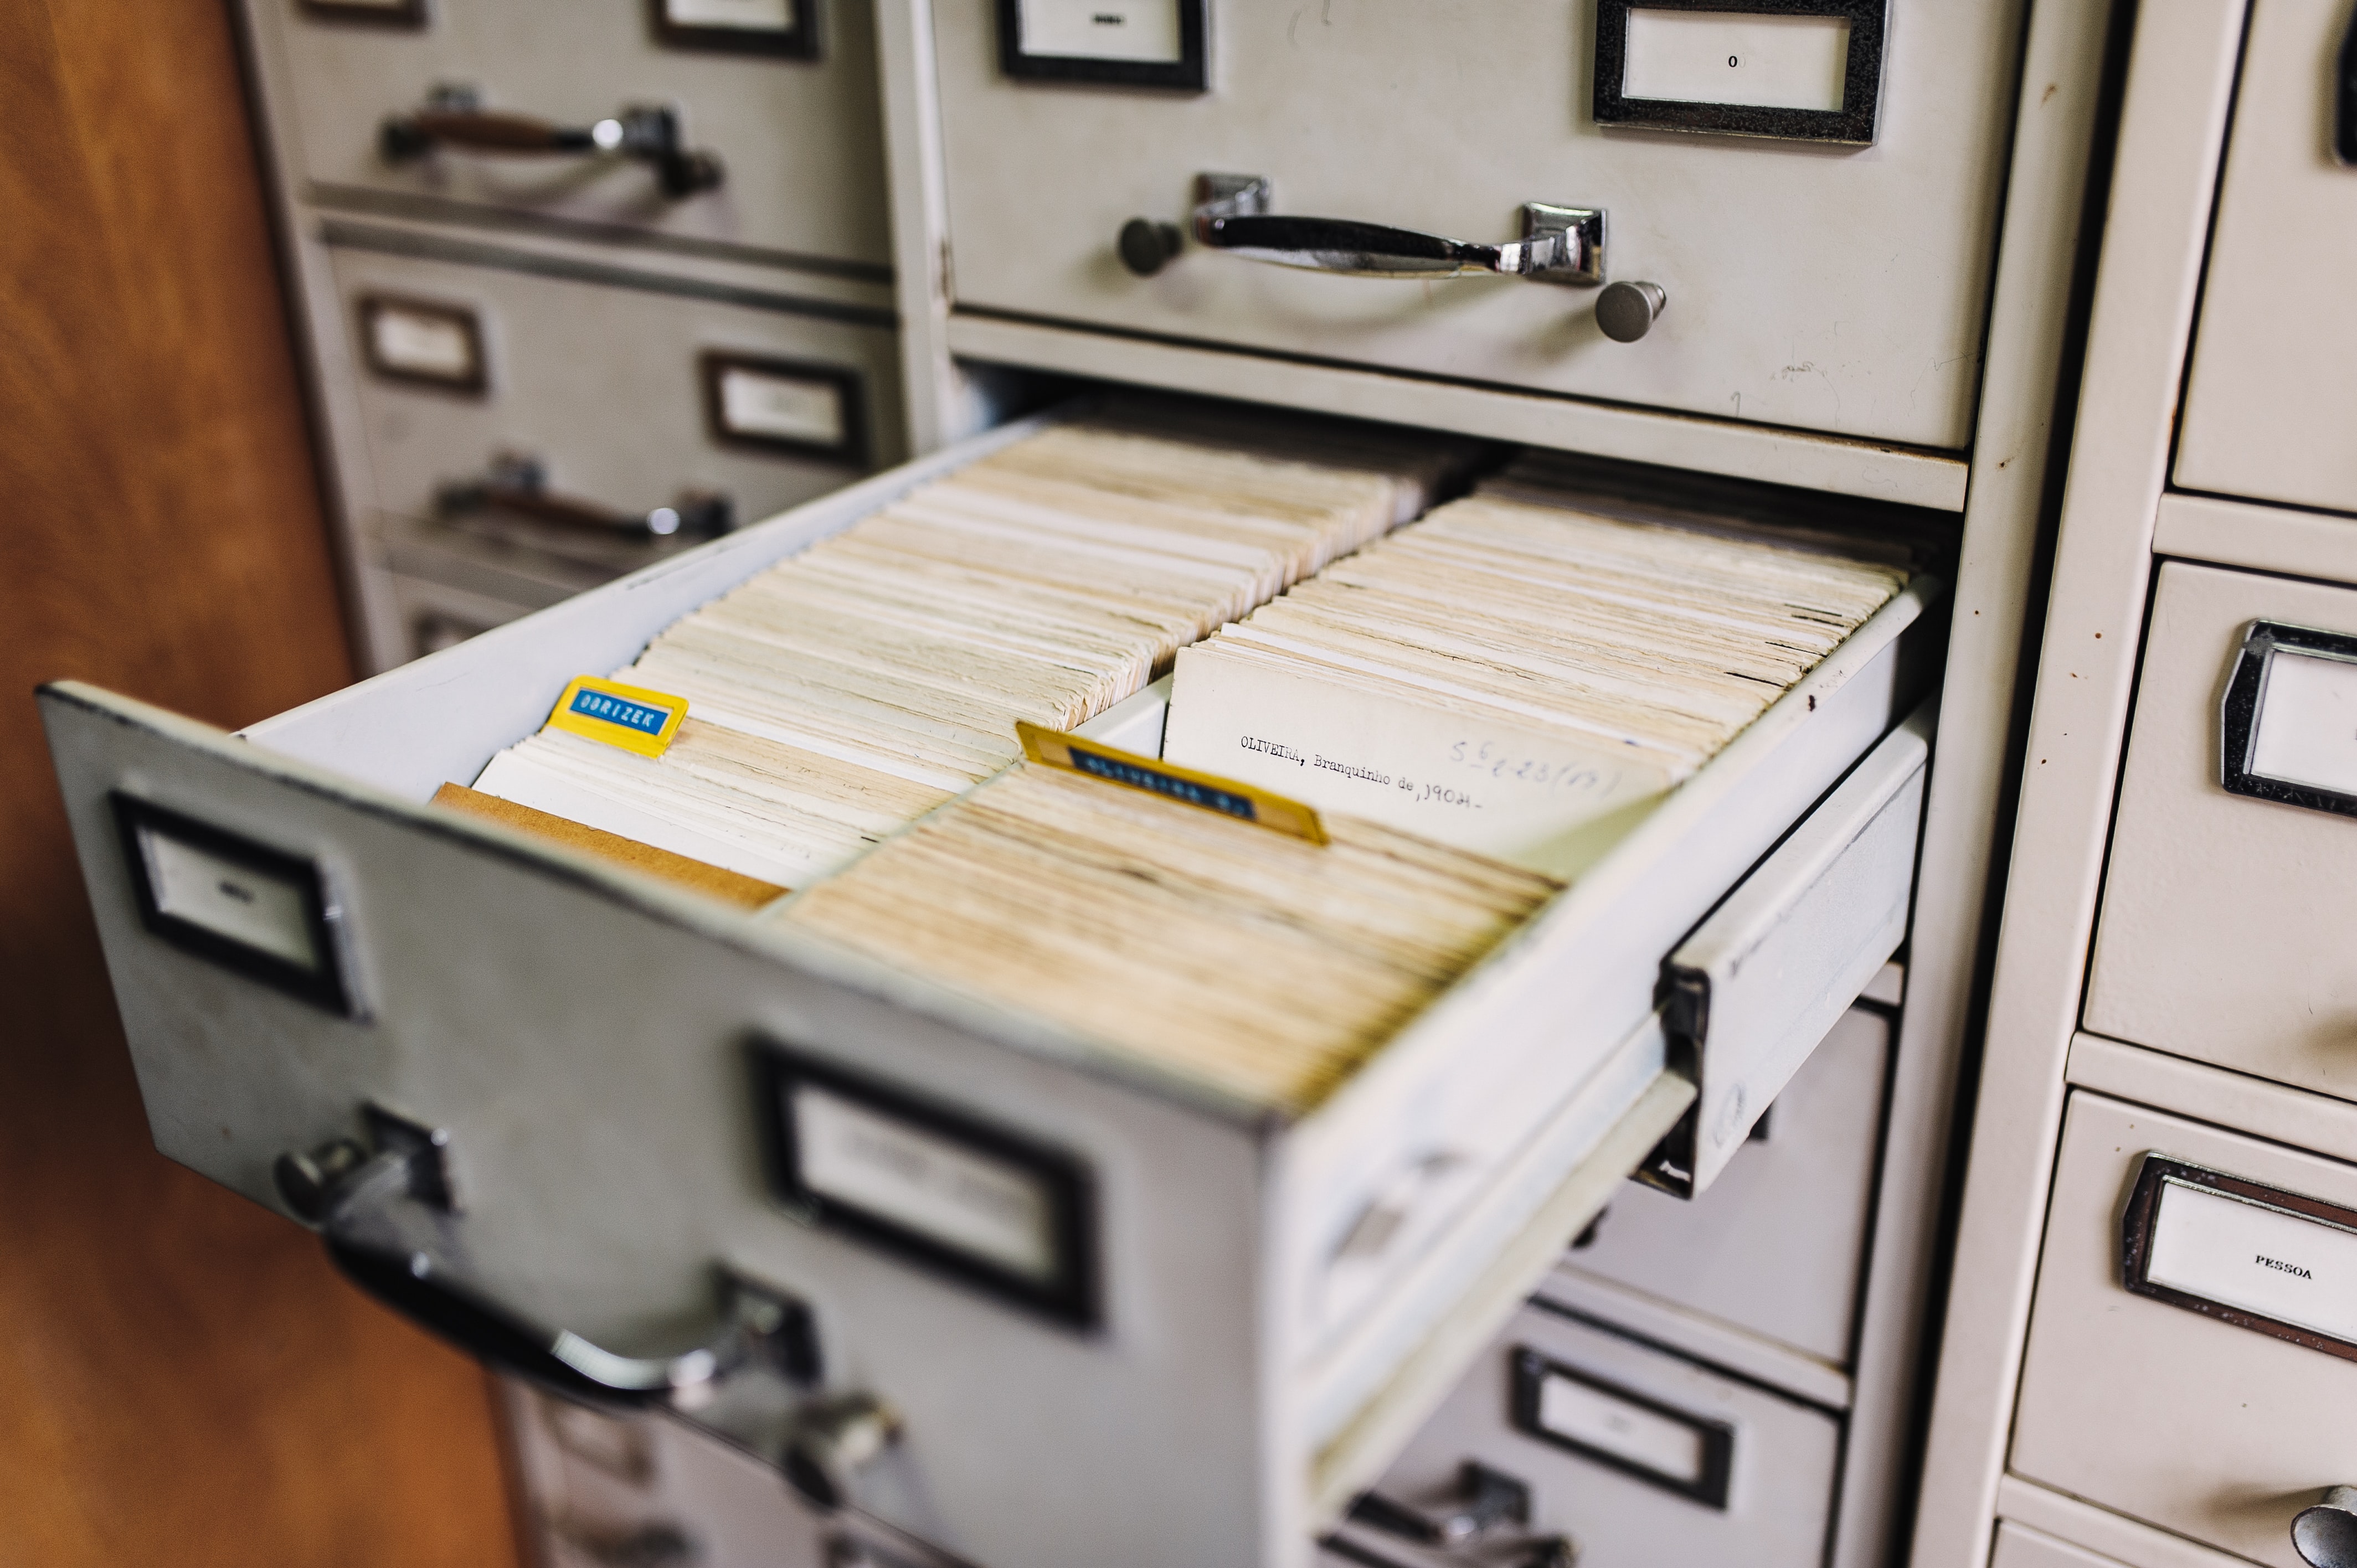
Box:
[40,409,1934,1568]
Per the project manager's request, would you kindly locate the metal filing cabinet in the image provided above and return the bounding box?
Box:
[49,0,2134,1564]
[234,0,901,671]
[2175,0,2357,515]
[1915,3,2357,1566]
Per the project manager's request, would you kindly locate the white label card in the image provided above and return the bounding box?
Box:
[1535,1373,1708,1486]
[1017,0,1182,63]
[792,1084,1058,1284]
[369,306,476,380]
[2146,1177,2357,1344]
[718,366,846,447]
[664,0,793,30]
[141,829,322,973]
[2251,648,2357,797]
[1624,10,1850,112]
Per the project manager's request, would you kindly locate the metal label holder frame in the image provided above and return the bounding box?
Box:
[1510,1347,1736,1508]
[356,292,489,395]
[649,0,821,60]
[1592,0,1887,146]
[2220,618,2357,819]
[2120,1153,2357,1365]
[110,792,360,1019]
[753,1038,1099,1329]
[996,0,1208,91]
[698,350,869,466]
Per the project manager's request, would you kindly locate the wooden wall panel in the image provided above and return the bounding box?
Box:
[0,3,522,1564]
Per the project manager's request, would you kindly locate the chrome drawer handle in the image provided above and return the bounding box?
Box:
[380,87,723,199]
[1182,174,1604,286]
[438,452,733,541]
[2295,1487,2357,1568]
[277,1131,805,1407]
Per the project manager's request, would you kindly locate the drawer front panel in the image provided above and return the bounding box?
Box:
[2086,563,2357,1098]
[268,0,891,269]
[932,2,2023,450]
[1993,1522,2135,1568]
[2176,0,2357,514]
[1558,1003,1891,1365]
[2011,1092,2357,1567]
[331,242,902,579]
[1336,1302,1839,1568]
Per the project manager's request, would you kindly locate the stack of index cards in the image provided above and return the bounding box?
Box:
[1159,479,1921,879]
[465,406,1483,890]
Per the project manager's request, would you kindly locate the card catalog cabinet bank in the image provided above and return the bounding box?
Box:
[1915,3,2357,1567]
[237,0,905,670]
[46,4,2132,1565]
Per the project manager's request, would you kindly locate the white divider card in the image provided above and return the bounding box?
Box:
[759,1043,1095,1325]
[110,795,354,1016]
[2222,621,2357,817]
[2125,1156,2357,1359]
[1624,9,1850,111]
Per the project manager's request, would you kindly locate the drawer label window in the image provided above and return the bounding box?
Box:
[997,0,1206,90]
[1624,10,1851,112]
[655,0,816,56]
[757,1043,1097,1326]
[110,795,356,1017]
[358,295,486,393]
[2124,1154,2357,1361]
[2224,621,2357,818]
[1511,1348,1735,1507]
[700,353,866,465]
[1593,1,1883,145]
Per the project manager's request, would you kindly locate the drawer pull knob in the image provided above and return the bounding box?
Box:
[2294,1486,2357,1568]
[1190,173,1605,287]
[438,451,733,542]
[281,1127,814,1407]
[782,1394,902,1512]
[380,86,724,200]
[1595,280,1667,343]
[1118,217,1186,277]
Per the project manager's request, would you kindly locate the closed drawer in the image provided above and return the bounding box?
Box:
[41,411,1933,1568]
[2176,0,2357,514]
[1993,1523,2137,1568]
[2011,1091,2357,1567]
[1328,1301,1840,1568]
[330,238,902,592]
[2086,563,2357,1098]
[932,3,2023,450]
[387,572,543,659]
[1555,1002,1891,1366]
[257,0,891,270]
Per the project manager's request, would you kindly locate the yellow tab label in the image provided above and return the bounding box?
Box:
[544,675,689,757]
[1017,721,1327,844]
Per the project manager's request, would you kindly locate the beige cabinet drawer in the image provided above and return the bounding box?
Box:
[1328,1302,1839,1568]
[258,0,891,270]
[1555,1003,1890,1366]
[1993,1523,2136,1568]
[2011,1092,2357,1567]
[2176,0,2357,513]
[931,2,2023,450]
[330,238,902,592]
[2086,563,2357,1098]
[40,412,1932,1568]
